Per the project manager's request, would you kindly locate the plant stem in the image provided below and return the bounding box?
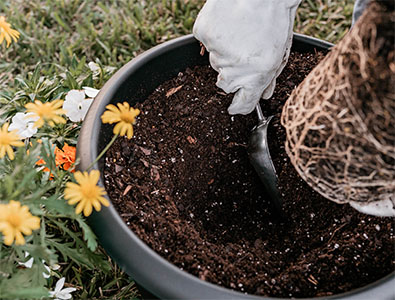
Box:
[85,134,118,171]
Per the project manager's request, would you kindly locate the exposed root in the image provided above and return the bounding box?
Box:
[281,2,395,204]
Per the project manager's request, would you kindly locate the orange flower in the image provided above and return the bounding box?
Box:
[55,143,76,172]
[35,158,51,173]
[54,147,63,166]
[35,156,54,180]
[35,143,76,177]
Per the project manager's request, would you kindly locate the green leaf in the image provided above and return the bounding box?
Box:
[48,219,110,271]
[43,194,75,215]
[95,38,112,58]
[19,244,57,267]
[76,218,98,251]
[49,240,97,269]
[65,71,79,90]
[0,267,49,299]
[10,168,40,200]
[0,287,49,299]
[39,138,58,174]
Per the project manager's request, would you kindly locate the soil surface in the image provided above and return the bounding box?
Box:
[103,51,394,298]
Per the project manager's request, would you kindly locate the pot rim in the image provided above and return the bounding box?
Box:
[77,33,395,300]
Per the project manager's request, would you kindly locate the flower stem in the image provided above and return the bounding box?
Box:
[85,134,118,171]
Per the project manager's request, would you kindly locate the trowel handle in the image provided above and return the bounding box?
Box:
[256,103,267,123]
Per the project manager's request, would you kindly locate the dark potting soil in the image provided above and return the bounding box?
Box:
[103,51,394,298]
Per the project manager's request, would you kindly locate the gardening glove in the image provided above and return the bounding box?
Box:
[350,200,395,217]
[193,0,301,115]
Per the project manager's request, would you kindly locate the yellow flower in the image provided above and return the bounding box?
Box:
[0,200,40,246]
[65,170,109,217]
[0,16,20,48]
[0,123,24,160]
[101,102,140,139]
[25,99,66,128]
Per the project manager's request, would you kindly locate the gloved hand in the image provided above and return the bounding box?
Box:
[193,0,301,115]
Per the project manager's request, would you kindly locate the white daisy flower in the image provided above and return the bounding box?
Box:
[82,86,100,98]
[63,90,94,122]
[8,112,39,138]
[88,61,100,73]
[49,277,77,300]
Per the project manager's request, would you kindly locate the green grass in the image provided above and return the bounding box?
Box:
[0,1,354,299]
[0,0,204,89]
[295,0,354,42]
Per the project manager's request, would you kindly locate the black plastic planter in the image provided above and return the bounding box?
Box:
[77,34,395,300]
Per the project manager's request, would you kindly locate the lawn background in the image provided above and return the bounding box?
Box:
[0,0,353,299]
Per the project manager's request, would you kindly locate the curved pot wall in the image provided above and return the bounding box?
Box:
[77,34,395,300]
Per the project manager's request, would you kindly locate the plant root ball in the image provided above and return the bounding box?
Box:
[281,1,395,215]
